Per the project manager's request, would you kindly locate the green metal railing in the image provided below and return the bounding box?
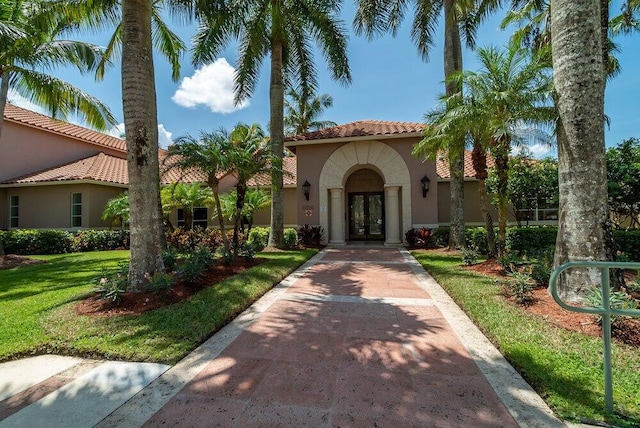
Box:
[549,261,640,414]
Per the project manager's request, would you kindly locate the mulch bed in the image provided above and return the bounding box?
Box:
[0,255,47,270]
[74,257,265,317]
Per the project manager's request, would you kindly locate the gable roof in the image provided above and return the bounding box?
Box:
[285,120,425,145]
[1,152,210,186]
[3,103,127,153]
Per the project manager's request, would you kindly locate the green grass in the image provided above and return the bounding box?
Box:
[413,251,640,427]
[0,249,317,364]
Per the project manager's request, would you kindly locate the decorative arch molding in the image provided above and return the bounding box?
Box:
[318,140,412,244]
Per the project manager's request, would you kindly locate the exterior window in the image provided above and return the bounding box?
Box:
[9,195,19,228]
[71,193,82,228]
[517,197,558,224]
[177,207,208,228]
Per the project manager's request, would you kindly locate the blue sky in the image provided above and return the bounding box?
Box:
[9,2,639,158]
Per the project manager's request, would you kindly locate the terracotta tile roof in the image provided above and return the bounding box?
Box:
[435,150,496,179]
[247,156,297,186]
[3,103,126,152]
[286,120,425,142]
[1,152,210,186]
[2,153,129,185]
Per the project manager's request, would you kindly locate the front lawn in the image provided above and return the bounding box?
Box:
[413,250,640,427]
[0,249,317,364]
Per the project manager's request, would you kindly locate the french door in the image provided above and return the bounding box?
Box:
[348,192,384,241]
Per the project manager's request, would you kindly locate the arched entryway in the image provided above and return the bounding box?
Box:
[346,169,385,241]
[318,140,412,245]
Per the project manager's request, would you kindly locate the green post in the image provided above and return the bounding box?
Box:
[600,266,613,414]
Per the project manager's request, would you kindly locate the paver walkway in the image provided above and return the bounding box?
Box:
[1,246,566,427]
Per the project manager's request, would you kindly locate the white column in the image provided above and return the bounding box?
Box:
[329,187,345,245]
[385,185,401,245]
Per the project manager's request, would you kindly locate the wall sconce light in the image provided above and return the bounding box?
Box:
[420,174,431,198]
[303,180,311,201]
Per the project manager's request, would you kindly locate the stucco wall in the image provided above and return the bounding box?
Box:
[4,183,124,229]
[437,181,505,224]
[0,120,125,182]
[293,137,439,233]
[0,188,7,229]
[252,187,297,227]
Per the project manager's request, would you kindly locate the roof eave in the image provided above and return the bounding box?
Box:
[0,179,129,188]
[284,131,424,148]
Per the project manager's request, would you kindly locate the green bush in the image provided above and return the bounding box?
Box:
[461,246,479,265]
[465,227,488,254]
[503,264,537,306]
[284,228,298,249]
[506,227,557,257]
[585,287,637,325]
[613,230,640,262]
[92,262,129,304]
[177,247,214,284]
[247,227,269,251]
[73,230,129,252]
[3,229,73,255]
[430,227,450,248]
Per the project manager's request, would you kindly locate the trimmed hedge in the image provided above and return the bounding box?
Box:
[428,226,640,262]
[0,229,129,255]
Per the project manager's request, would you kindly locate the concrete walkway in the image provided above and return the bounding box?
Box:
[0,246,567,427]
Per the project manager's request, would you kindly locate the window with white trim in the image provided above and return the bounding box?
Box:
[9,195,19,228]
[71,193,82,227]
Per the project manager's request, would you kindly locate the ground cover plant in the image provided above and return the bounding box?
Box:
[0,249,317,364]
[413,250,640,427]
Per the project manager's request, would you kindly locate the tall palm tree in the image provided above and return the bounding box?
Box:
[121,0,165,291]
[284,87,337,135]
[461,43,554,256]
[227,123,272,254]
[551,0,609,301]
[0,0,116,140]
[192,0,351,248]
[162,183,213,230]
[164,130,233,253]
[354,0,479,249]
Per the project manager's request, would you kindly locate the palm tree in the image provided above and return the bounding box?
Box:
[550,0,609,301]
[121,0,166,291]
[226,123,272,254]
[102,192,130,230]
[161,183,213,230]
[0,0,117,140]
[415,88,498,257]
[192,0,351,248]
[284,87,337,135]
[164,130,233,253]
[354,0,479,249]
[461,43,554,256]
[217,188,272,234]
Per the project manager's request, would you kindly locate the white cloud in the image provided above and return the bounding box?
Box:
[7,90,47,114]
[528,144,554,159]
[110,123,173,148]
[171,58,249,114]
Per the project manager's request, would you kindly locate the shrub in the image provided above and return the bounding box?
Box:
[466,227,488,255]
[461,246,479,266]
[430,227,450,248]
[405,228,432,248]
[144,272,176,294]
[613,230,640,262]
[3,229,73,255]
[503,264,537,306]
[162,249,179,272]
[165,227,218,253]
[247,227,269,251]
[297,224,324,246]
[177,247,214,284]
[73,230,129,252]
[506,227,557,257]
[283,228,298,249]
[92,262,129,304]
[585,287,637,325]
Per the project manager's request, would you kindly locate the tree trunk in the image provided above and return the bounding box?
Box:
[472,143,496,258]
[211,181,230,253]
[494,138,510,258]
[268,39,285,249]
[0,70,9,142]
[184,208,193,231]
[121,0,165,292]
[551,0,608,302]
[233,182,247,256]
[444,0,465,249]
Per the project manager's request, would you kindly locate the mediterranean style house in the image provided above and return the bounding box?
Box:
[0,104,506,244]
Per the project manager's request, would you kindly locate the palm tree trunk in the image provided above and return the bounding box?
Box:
[0,72,8,256]
[551,0,608,302]
[444,0,465,249]
[494,138,510,258]
[121,0,165,292]
[233,183,247,256]
[268,39,285,249]
[211,182,230,253]
[472,143,496,258]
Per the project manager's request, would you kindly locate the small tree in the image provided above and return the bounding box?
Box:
[607,138,640,229]
[161,183,213,230]
[102,192,130,230]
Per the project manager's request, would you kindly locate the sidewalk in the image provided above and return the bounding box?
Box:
[1,246,565,427]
